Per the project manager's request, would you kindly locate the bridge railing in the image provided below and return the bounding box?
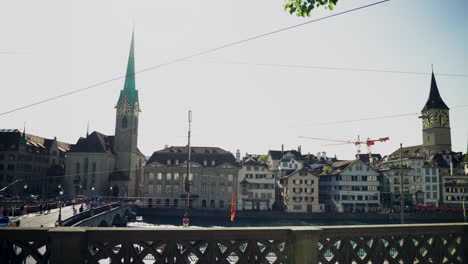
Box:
[0,223,467,264]
[61,203,121,226]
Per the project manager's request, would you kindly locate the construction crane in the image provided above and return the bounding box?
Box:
[299,135,390,155]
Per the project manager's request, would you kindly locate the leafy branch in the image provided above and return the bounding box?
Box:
[285,0,339,17]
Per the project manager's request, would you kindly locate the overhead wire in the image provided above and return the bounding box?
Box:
[0,0,391,117]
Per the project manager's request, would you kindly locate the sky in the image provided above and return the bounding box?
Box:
[1,0,467,160]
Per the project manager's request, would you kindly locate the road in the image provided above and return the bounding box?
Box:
[19,204,79,227]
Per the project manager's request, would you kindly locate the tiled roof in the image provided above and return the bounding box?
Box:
[388,145,424,159]
[146,146,238,167]
[0,129,70,153]
[69,131,114,153]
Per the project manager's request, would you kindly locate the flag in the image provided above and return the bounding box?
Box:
[230,191,236,221]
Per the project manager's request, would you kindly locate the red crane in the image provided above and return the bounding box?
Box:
[299,135,390,155]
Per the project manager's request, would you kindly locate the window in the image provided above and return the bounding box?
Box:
[7,164,14,171]
[148,184,154,194]
[254,166,259,171]
[432,185,437,191]
[432,192,437,199]
[211,160,216,166]
[219,200,225,208]
[425,185,430,191]
[149,173,155,181]
[432,177,437,183]
[122,117,128,128]
[157,173,163,180]
[210,200,215,208]
[202,200,207,208]
[8,155,15,161]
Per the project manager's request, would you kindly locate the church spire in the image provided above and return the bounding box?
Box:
[116,30,139,106]
[422,70,449,112]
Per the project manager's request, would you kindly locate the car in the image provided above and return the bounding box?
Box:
[0,216,21,227]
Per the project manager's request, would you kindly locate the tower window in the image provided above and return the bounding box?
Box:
[122,117,128,128]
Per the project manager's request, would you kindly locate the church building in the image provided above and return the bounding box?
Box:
[64,32,145,198]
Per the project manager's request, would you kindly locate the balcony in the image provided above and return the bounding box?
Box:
[0,223,466,263]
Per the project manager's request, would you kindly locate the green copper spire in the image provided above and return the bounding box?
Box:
[117,30,139,106]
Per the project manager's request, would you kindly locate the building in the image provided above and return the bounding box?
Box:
[442,174,468,206]
[319,159,380,213]
[278,168,323,213]
[265,148,302,171]
[0,129,70,197]
[64,32,145,198]
[143,146,239,210]
[238,157,275,211]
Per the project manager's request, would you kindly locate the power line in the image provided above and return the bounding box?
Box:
[0,0,391,117]
[200,59,468,78]
[302,105,468,126]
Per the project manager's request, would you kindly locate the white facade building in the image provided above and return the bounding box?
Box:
[238,158,275,210]
[320,160,380,213]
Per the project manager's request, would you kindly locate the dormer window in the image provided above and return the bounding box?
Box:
[211,160,216,166]
[203,160,207,166]
[167,160,171,165]
[175,159,179,165]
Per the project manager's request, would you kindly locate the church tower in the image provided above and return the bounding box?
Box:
[421,71,451,155]
[114,31,140,184]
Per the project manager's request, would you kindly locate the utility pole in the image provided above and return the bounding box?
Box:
[400,143,404,224]
[183,110,192,228]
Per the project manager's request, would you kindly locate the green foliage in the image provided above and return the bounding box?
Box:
[463,154,468,162]
[323,165,333,174]
[257,155,267,163]
[284,0,339,17]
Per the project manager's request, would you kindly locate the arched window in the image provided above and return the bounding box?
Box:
[210,200,215,208]
[122,117,128,128]
[202,200,207,208]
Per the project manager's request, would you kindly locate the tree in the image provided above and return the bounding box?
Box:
[257,155,267,163]
[285,0,339,17]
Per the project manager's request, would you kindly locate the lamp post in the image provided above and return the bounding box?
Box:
[57,185,64,226]
[23,184,28,198]
[91,187,95,199]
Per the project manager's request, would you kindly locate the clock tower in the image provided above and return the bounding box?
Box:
[114,31,140,185]
[421,71,451,155]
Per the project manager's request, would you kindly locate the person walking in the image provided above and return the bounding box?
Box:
[26,204,30,216]
[19,204,24,217]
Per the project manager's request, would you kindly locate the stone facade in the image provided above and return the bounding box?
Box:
[278,168,323,213]
[143,146,239,210]
[0,129,69,197]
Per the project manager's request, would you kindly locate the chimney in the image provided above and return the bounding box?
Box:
[322,151,327,159]
[281,144,284,152]
[450,160,453,176]
[317,152,321,159]
[298,145,302,154]
[164,144,169,149]
[235,149,241,163]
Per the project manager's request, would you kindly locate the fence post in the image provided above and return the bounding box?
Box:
[290,227,322,264]
[48,227,86,264]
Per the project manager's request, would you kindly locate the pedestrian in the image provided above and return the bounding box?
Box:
[26,204,30,216]
[47,203,51,214]
[20,204,24,217]
[79,204,84,213]
[39,203,43,214]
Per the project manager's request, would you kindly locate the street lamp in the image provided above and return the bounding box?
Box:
[57,186,64,226]
[23,184,28,197]
[91,187,95,199]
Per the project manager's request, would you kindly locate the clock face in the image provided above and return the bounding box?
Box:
[423,110,449,128]
[440,111,449,127]
[118,100,132,115]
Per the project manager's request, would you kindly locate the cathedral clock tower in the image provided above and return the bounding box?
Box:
[114,31,140,186]
[421,71,451,155]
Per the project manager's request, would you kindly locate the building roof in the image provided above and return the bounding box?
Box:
[116,31,139,106]
[0,129,70,153]
[69,131,114,153]
[422,72,449,112]
[267,150,302,160]
[388,145,424,160]
[146,146,238,167]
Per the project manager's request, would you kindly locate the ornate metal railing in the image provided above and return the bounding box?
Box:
[0,224,466,263]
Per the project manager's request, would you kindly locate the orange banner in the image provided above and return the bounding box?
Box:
[230,191,236,221]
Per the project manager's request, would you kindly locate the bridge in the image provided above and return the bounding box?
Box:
[62,203,135,227]
[1,223,467,263]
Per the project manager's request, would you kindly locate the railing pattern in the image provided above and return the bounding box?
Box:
[318,225,466,264]
[84,228,291,264]
[0,224,466,264]
[0,229,50,264]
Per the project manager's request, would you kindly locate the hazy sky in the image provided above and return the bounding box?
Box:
[1,0,467,160]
